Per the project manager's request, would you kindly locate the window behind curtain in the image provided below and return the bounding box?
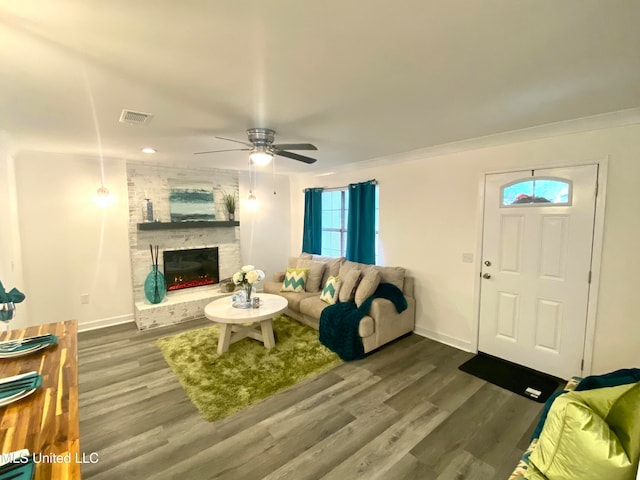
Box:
[320,186,380,262]
[321,189,349,258]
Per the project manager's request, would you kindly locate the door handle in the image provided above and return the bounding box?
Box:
[482,273,491,279]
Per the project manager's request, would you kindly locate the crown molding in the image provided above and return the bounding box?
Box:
[312,108,640,176]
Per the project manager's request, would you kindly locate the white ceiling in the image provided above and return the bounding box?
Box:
[1,1,639,173]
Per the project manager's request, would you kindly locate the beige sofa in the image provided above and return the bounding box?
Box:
[263,254,416,354]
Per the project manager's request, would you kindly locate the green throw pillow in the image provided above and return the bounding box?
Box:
[605,382,640,475]
[529,383,639,480]
[280,268,308,293]
[320,276,342,305]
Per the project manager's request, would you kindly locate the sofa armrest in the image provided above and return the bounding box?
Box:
[402,276,414,298]
[272,271,285,282]
[369,297,415,322]
[364,296,416,350]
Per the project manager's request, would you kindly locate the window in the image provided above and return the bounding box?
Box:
[320,186,380,262]
[321,189,349,258]
[501,178,572,207]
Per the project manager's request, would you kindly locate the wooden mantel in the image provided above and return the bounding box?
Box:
[137,220,239,230]
[0,320,80,480]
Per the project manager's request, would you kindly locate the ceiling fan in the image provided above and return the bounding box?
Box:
[194,128,317,165]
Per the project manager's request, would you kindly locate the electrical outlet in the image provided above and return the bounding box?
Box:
[80,294,90,304]
[462,253,474,263]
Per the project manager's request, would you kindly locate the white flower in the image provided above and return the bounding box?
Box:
[241,265,255,273]
[246,270,260,284]
[255,269,265,281]
[232,272,243,284]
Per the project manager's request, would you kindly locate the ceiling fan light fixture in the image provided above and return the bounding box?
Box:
[249,147,273,166]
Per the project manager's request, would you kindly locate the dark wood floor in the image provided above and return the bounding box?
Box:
[78,319,543,480]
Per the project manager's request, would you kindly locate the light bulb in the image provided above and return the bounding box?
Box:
[249,149,273,166]
[247,192,258,209]
[96,185,112,207]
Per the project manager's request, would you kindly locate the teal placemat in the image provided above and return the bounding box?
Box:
[0,336,58,358]
[0,455,35,480]
[4,336,57,352]
[0,374,42,400]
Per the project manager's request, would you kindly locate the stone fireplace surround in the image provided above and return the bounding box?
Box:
[127,161,240,330]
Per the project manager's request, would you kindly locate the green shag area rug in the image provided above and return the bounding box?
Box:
[156,315,341,422]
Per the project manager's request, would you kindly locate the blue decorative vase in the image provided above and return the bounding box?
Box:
[0,302,15,321]
[144,266,166,304]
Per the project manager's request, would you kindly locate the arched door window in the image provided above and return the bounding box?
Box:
[500,177,572,207]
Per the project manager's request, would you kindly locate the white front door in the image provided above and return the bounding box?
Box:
[478,165,598,380]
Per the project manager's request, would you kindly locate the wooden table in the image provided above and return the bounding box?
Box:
[204,294,288,353]
[0,320,80,480]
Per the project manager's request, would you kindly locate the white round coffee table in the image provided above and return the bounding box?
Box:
[204,293,288,354]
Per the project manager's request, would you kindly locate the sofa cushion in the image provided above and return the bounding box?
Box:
[263,280,283,295]
[287,253,312,268]
[529,383,640,480]
[311,255,345,288]
[296,259,326,293]
[339,260,365,277]
[319,275,341,305]
[275,290,318,311]
[355,269,381,307]
[374,266,406,291]
[339,269,362,303]
[280,268,308,293]
[299,296,330,319]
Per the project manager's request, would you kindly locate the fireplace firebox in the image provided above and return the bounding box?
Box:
[163,247,219,291]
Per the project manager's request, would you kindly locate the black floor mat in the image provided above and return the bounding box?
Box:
[459,352,564,403]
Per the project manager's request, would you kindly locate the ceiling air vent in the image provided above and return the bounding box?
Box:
[119,109,154,125]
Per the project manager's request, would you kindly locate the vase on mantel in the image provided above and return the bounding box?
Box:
[228,212,235,221]
[144,265,166,304]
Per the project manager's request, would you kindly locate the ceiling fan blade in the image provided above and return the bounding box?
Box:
[194,148,251,155]
[215,136,253,147]
[273,149,317,164]
[272,143,317,151]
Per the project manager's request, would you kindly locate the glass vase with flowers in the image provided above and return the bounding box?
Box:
[232,265,265,307]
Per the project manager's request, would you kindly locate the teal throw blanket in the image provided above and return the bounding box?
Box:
[319,282,407,361]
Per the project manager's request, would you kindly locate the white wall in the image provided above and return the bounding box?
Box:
[290,124,640,375]
[239,169,291,284]
[0,133,29,329]
[8,152,292,331]
[14,152,134,329]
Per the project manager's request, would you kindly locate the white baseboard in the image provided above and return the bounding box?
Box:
[413,326,474,353]
[78,314,135,332]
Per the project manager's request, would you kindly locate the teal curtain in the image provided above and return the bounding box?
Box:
[346,180,376,264]
[302,188,323,254]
